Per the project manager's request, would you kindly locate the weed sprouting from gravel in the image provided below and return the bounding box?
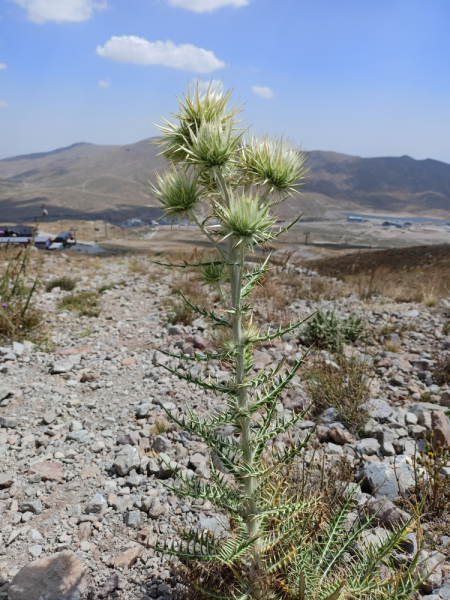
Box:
[153,418,170,435]
[0,242,43,343]
[304,308,366,351]
[45,276,77,292]
[58,291,101,317]
[302,352,372,433]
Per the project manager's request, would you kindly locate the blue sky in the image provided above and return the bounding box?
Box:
[0,0,449,162]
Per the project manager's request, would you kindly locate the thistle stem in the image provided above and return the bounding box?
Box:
[230,234,260,566]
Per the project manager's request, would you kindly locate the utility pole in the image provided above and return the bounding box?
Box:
[104,220,108,238]
[305,232,310,246]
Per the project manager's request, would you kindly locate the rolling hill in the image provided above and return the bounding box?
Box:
[1,139,449,223]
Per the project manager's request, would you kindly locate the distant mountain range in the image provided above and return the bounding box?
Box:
[1,139,449,223]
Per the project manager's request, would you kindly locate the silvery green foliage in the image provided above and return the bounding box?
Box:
[304,309,366,351]
[150,83,424,600]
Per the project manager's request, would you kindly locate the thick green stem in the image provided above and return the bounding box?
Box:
[230,240,260,565]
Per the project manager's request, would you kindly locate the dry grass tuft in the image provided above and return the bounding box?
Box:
[309,244,450,303]
[45,276,77,292]
[301,351,373,433]
[383,340,401,353]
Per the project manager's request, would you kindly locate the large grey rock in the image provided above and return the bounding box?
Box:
[113,444,140,476]
[8,550,86,600]
[318,407,340,426]
[148,497,166,519]
[358,399,394,423]
[376,431,397,456]
[355,438,380,456]
[12,342,26,356]
[50,360,74,374]
[136,403,152,418]
[42,410,56,425]
[19,499,43,515]
[112,496,134,513]
[124,510,141,529]
[152,435,172,453]
[420,551,446,593]
[66,429,88,441]
[0,471,14,488]
[366,498,411,530]
[98,573,120,599]
[0,385,12,401]
[0,415,18,428]
[85,493,106,514]
[188,453,208,470]
[356,456,415,501]
[431,411,450,450]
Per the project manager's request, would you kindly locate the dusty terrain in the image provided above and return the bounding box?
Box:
[0,251,450,598]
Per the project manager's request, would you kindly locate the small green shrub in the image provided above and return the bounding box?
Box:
[443,320,450,336]
[97,280,126,293]
[304,309,365,350]
[302,352,372,433]
[58,291,101,317]
[0,244,43,342]
[45,277,77,292]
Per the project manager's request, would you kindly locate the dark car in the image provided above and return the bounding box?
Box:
[53,232,75,247]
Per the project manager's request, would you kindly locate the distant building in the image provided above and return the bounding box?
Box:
[347,216,366,223]
[122,218,142,227]
[382,220,402,228]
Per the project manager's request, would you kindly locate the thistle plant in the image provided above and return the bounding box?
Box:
[150,84,423,599]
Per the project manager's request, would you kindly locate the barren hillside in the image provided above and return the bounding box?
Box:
[1,140,449,223]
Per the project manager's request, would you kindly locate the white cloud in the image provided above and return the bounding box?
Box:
[252,85,273,99]
[97,36,225,73]
[0,63,7,70]
[168,0,249,12]
[98,79,110,88]
[194,78,224,93]
[0,101,9,108]
[8,0,107,24]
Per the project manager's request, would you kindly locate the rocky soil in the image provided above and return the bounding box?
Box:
[0,254,450,599]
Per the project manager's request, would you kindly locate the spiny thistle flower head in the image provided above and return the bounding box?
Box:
[155,81,241,165]
[185,120,242,171]
[211,190,276,249]
[150,168,202,224]
[176,80,240,127]
[199,258,228,289]
[240,134,308,196]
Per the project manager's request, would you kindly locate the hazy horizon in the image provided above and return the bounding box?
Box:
[2,138,450,166]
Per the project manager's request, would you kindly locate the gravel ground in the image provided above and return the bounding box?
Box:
[0,254,450,599]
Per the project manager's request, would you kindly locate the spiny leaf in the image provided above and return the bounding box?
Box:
[240,255,271,298]
[218,534,259,565]
[322,580,346,600]
[179,290,232,328]
[157,362,234,395]
[250,314,315,344]
[151,259,232,269]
